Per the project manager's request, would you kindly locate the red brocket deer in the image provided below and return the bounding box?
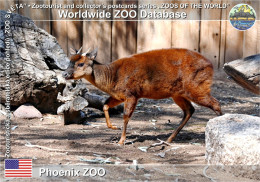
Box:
[62,48,222,144]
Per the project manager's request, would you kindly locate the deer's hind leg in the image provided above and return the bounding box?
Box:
[187,67,222,116]
[189,94,222,116]
[167,96,195,143]
[103,97,123,130]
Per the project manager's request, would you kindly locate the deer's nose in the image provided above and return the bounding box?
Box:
[62,71,71,79]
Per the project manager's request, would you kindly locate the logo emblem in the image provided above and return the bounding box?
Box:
[229,4,256,31]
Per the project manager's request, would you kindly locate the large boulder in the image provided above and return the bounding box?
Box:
[206,114,260,165]
[0,10,70,113]
[205,114,260,180]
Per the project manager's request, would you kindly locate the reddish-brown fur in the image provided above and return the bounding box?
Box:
[63,48,222,144]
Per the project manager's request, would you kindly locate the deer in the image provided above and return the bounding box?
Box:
[62,47,222,145]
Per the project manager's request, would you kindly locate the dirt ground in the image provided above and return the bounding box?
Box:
[1,73,259,181]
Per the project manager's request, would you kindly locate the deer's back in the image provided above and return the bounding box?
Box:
[111,48,213,100]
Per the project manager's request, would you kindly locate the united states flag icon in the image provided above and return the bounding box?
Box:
[5,159,32,178]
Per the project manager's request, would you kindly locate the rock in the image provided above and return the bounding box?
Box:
[0,104,6,116]
[58,96,89,125]
[0,10,70,113]
[72,97,89,111]
[57,80,123,124]
[57,81,89,124]
[205,114,260,180]
[57,80,89,103]
[14,104,42,119]
[206,114,260,165]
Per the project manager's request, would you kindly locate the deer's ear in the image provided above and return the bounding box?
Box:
[87,48,98,60]
[70,48,77,55]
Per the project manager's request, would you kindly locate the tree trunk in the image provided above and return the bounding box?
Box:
[223,54,260,95]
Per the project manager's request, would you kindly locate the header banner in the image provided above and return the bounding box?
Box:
[3,0,259,21]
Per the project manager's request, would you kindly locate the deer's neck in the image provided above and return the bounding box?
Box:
[88,63,116,94]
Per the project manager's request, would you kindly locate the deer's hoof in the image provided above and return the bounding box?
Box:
[109,125,120,130]
[118,139,125,145]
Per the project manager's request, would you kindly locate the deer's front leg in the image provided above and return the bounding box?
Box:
[118,97,137,145]
[103,97,122,130]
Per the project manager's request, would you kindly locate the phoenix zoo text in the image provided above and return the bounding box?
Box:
[39,167,106,177]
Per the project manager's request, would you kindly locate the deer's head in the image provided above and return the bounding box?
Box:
[62,47,98,80]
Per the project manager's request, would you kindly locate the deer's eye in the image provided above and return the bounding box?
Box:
[78,63,84,67]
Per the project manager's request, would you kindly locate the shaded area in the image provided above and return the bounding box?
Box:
[0,79,259,169]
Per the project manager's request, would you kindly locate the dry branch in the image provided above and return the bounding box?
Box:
[147,139,172,150]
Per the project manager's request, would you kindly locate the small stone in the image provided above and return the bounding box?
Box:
[14,104,42,119]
